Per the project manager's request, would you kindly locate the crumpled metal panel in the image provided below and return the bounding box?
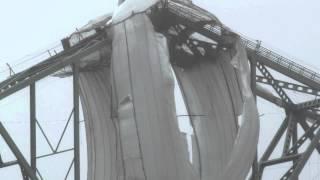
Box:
[79,5,258,179]
[111,13,197,180]
[174,39,259,180]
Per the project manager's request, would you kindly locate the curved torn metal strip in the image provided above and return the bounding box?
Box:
[223,38,260,180]
[111,13,198,180]
[173,51,241,180]
[79,67,121,180]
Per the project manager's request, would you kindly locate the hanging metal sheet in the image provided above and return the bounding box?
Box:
[173,39,259,180]
[111,13,197,180]
[79,67,122,180]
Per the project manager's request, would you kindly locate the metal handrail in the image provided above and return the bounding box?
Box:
[245,39,320,83]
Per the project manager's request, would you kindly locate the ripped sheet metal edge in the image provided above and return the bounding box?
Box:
[111,13,197,180]
[173,38,259,180]
[79,67,121,180]
[225,38,260,180]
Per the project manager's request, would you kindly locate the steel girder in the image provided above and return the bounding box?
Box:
[0,29,104,180]
[0,81,80,179]
[256,74,320,111]
[256,73,320,111]
[296,99,320,110]
[255,85,285,108]
[256,61,293,106]
[0,33,109,100]
[280,121,320,180]
[256,75,320,96]
[257,111,320,180]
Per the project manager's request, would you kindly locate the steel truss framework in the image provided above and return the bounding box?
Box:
[0,31,109,179]
[0,67,80,180]
[156,2,320,179]
[0,1,319,179]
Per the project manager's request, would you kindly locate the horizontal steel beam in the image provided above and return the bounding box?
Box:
[296,98,320,110]
[256,75,320,96]
[0,159,17,169]
[260,154,301,167]
[303,111,320,122]
[0,148,74,168]
[257,75,320,111]
[255,84,285,108]
[247,50,320,92]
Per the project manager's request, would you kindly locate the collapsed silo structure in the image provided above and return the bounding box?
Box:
[62,0,260,179]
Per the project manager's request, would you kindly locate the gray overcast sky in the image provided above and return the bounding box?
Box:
[0,0,320,179]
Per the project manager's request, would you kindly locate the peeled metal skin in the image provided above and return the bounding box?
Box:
[225,39,259,180]
[111,13,197,180]
[174,43,259,180]
[173,51,241,180]
[79,67,122,180]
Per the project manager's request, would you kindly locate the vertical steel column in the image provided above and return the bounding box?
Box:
[292,120,299,180]
[73,63,80,180]
[292,119,298,153]
[292,113,298,172]
[283,112,294,156]
[30,83,37,175]
[0,122,38,180]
